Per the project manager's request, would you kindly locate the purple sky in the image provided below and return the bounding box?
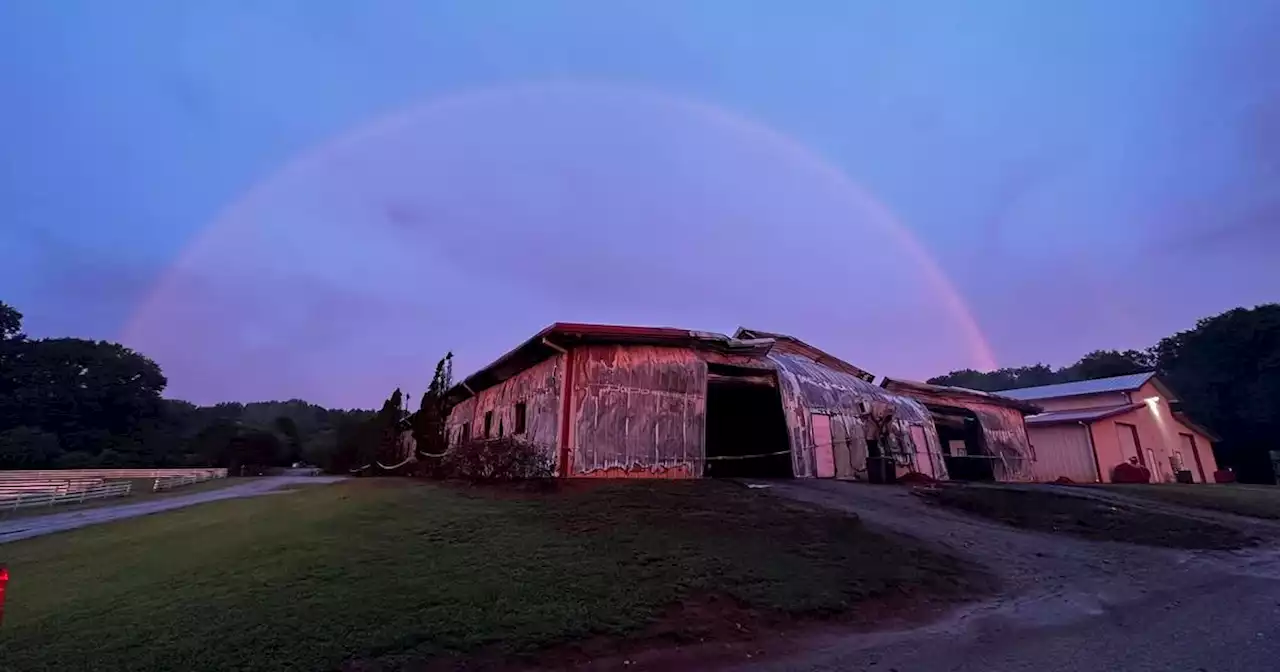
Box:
[3,1,1278,408]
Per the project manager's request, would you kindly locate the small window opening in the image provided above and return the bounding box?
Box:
[514,403,527,434]
[498,420,504,438]
[461,423,470,443]
[484,411,493,438]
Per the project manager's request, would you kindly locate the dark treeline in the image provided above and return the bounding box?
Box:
[0,300,375,473]
[929,304,1280,484]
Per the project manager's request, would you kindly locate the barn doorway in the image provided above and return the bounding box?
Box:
[704,365,793,478]
[931,407,994,482]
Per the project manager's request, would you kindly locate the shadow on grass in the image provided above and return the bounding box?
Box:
[919,485,1257,550]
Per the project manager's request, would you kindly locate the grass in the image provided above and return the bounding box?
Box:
[919,485,1257,550]
[1,477,252,521]
[0,479,987,672]
[1101,483,1280,520]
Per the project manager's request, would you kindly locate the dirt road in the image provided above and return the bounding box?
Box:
[739,481,1280,671]
[0,476,345,544]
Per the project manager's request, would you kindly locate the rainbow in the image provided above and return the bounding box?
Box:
[124,81,997,375]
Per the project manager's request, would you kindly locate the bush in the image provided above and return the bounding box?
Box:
[435,438,554,481]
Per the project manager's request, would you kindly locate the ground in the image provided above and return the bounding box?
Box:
[740,480,1280,671]
[0,479,988,672]
[917,483,1258,549]
[1102,482,1280,520]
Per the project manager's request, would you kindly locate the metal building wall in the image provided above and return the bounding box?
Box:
[445,354,563,464]
[769,353,945,480]
[569,344,706,478]
[1026,423,1099,483]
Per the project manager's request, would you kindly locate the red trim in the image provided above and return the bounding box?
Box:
[558,346,576,477]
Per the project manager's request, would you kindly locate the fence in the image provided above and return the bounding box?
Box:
[1,481,132,515]
[152,471,220,492]
[0,468,227,481]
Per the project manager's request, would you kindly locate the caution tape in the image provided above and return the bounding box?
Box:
[704,450,792,462]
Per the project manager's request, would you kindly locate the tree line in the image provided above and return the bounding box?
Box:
[929,304,1280,484]
[0,299,394,473]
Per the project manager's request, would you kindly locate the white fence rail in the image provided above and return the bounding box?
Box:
[152,472,219,492]
[0,481,133,515]
[0,468,227,481]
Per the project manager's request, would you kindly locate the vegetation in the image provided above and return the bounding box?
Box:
[0,480,989,672]
[930,304,1280,483]
[919,485,1256,550]
[0,299,421,474]
[1104,484,1280,521]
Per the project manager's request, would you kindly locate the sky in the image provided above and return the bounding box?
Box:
[2,1,1277,408]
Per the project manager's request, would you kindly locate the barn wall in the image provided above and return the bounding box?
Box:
[569,344,706,478]
[969,405,1036,481]
[445,354,563,464]
[770,354,945,480]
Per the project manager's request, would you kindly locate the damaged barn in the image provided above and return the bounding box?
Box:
[880,378,1041,482]
[444,322,962,481]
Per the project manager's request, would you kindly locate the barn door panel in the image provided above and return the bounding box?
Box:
[811,414,836,478]
[831,416,856,479]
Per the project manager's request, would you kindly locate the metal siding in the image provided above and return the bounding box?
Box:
[769,353,946,481]
[444,354,563,463]
[570,344,705,478]
[1028,424,1099,483]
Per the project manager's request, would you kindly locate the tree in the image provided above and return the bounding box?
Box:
[412,353,453,456]
[1062,349,1153,381]
[1155,304,1280,483]
[0,301,22,340]
[0,426,60,468]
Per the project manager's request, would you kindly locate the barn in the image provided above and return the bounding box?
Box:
[443,322,956,480]
[880,378,1041,482]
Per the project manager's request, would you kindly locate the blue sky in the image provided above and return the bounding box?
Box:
[2,1,1277,407]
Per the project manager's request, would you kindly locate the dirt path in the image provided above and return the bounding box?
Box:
[0,476,346,544]
[735,480,1280,671]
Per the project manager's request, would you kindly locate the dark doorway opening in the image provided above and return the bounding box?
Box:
[932,407,994,482]
[865,438,897,484]
[704,366,792,478]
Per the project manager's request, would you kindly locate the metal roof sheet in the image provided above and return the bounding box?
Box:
[995,372,1155,401]
[1025,403,1144,425]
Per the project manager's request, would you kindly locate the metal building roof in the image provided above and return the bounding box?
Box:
[1025,403,1144,426]
[995,372,1156,401]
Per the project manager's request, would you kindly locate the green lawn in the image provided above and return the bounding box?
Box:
[0,479,986,672]
[1102,483,1280,520]
[920,485,1258,550]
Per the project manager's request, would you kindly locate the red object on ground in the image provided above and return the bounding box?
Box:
[1213,469,1236,483]
[1112,462,1152,484]
[0,565,8,626]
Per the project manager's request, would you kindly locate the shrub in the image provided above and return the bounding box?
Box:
[439,438,554,481]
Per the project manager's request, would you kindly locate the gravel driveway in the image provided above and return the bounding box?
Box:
[738,480,1280,671]
[0,476,346,544]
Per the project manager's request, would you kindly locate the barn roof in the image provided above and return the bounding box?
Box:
[733,328,875,382]
[1025,403,1145,426]
[447,323,774,403]
[994,372,1157,401]
[880,378,1042,414]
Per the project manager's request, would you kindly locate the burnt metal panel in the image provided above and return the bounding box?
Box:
[570,344,706,478]
[769,353,946,480]
[444,353,563,463]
